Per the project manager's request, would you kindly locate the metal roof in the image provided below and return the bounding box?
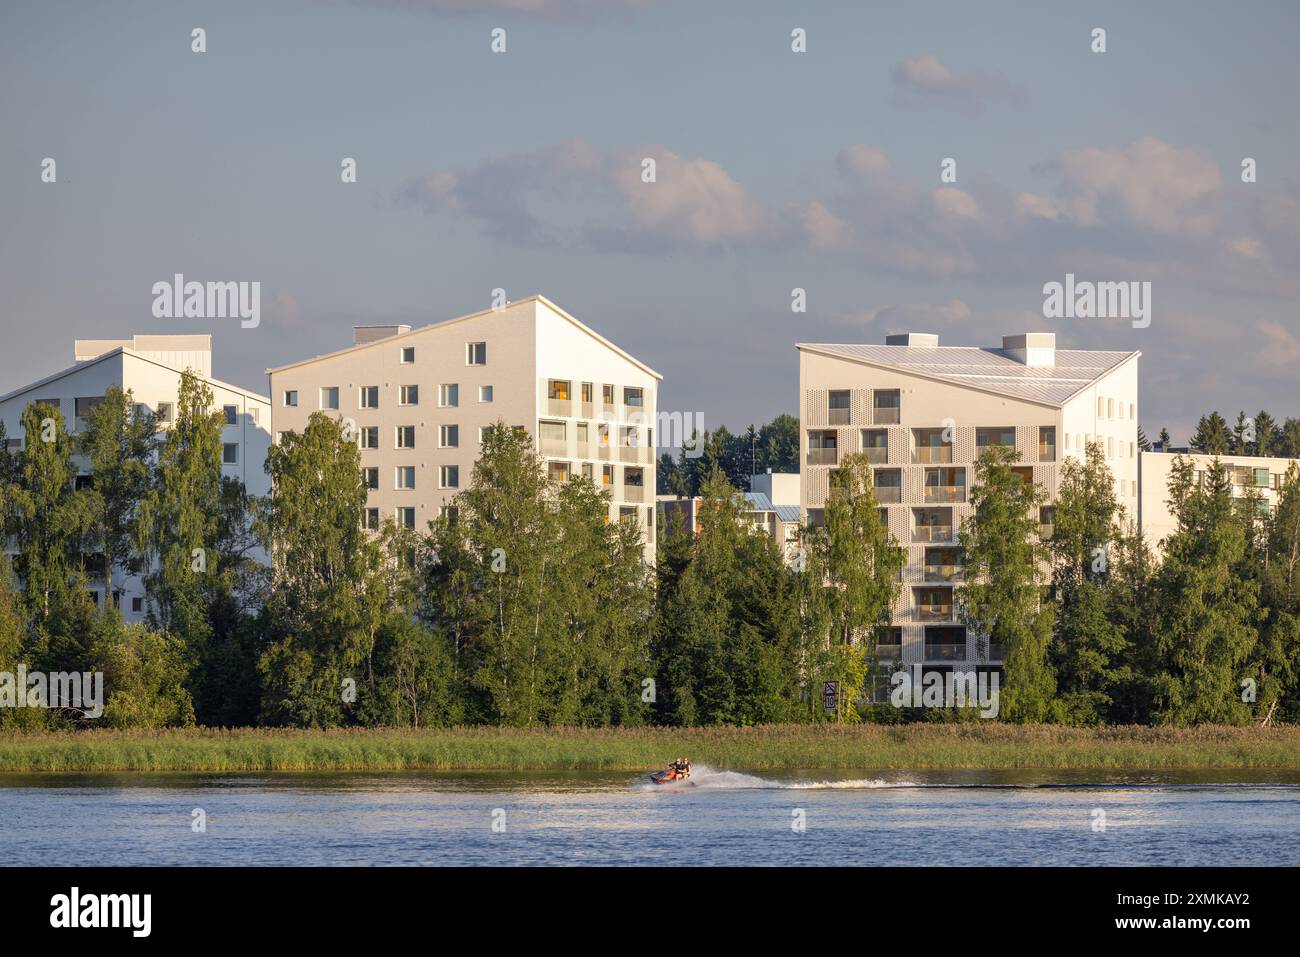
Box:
[743,491,801,522]
[795,343,1139,407]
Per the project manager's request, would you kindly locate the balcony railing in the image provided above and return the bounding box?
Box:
[1038,444,1056,462]
[924,485,966,503]
[540,438,568,456]
[807,448,838,466]
[916,604,954,622]
[873,486,902,503]
[547,398,572,416]
[875,644,902,659]
[923,564,962,582]
[873,407,900,425]
[1039,523,1055,540]
[924,643,967,661]
[914,446,952,464]
[622,485,645,502]
[620,445,642,463]
[864,447,888,464]
[828,408,850,425]
[913,525,954,543]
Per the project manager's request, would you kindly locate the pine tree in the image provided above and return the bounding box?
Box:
[1254,463,1300,723]
[1190,412,1230,454]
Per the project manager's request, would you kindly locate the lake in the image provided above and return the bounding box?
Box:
[3,767,1299,866]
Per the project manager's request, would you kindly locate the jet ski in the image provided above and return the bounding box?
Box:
[650,760,691,784]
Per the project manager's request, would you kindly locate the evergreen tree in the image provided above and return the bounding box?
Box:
[1152,457,1258,724]
[1158,426,1172,449]
[1252,410,1279,458]
[1254,464,1300,723]
[1137,426,1151,452]
[1190,412,1230,454]
[957,445,1056,722]
[1280,418,1300,458]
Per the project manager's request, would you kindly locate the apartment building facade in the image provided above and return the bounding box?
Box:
[798,331,1140,672]
[0,334,272,619]
[1139,450,1300,557]
[266,296,660,562]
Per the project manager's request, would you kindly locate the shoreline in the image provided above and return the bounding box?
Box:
[2,724,1298,773]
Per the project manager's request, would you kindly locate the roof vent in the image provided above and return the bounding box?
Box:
[1002,333,1056,367]
[884,333,939,347]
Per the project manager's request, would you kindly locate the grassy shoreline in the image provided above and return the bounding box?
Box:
[0,724,1297,773]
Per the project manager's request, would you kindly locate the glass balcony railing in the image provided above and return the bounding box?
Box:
[873,486,902,503]
[924,643,966,661]
[828,408,850,425]
[924,485,966,503]
[914,446,952,464]
[875,644,902,659]
[807,448,838,466]
[1038,444,1056,462]
[923,564,962,582]
[916,604,954,622]
[873,407,900,425]
[864,447,888,463]
[913,525,954,543]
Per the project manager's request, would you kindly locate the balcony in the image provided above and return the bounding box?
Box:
[547,398,572,417]
[620,445,642,464]
[864,446,888,464]
[829,407,850,425]
[873,407,900,425]
[924,485,965,504]
[924,563,962,582]
[916,603,954,622]
[924,643,967,662]
[540,437,569,456]
[875,643,902,660]
[913,525,954,543]
[807,447,838,466]
[622,484,645,503]
[914,446,952,464]
[1038,444,1056,462]
[874,486,902,504]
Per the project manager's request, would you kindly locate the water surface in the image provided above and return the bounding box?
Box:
[3,767,1298,866]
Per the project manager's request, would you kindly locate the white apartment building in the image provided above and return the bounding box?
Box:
[0,334,272,619]
[798,331,1140,670]
[1139,450,1300,557]
[266,295,661,563]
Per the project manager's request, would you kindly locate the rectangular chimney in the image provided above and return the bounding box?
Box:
[1002,333,1055,367]
[884,333,939,347]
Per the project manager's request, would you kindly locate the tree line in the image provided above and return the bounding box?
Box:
[656,414,799,496]
[2,378,1298,729]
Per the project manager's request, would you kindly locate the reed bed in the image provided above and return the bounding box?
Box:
[1,724,1297,773]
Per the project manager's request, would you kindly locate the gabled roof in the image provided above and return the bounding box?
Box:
[265,294,662,380]
[0,347,269,405]
[795,342,1139,407]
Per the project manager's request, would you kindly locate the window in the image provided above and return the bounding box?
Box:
[400,385,418,406]
[624,467,644,487]
[621,426,638,447]
[624,386,644,408]
[549,379,571,400]
[440,505,459,524]
[440,384,458,407]
[872,390,900,424]
[321,387,339,410]
[275,431,287,445]
[360,386,379,409]
[1107,436,1114,459]
[401,346,415,363]
[602,384,615,406]
[466,342,487,365]
[157,402,174,424]
[222,443,238,465]
[364,508,380,530]
[440,465,459,489]
[581,382,593,403]
[1039,427,1056,462]
[1097,397,1105,417]
[250,407,259,424]
[828,390,850,424]
[548,461,570,482]
[439,424,459,448]
[647,507,654,528]
[479,425,491,444]
[396,426,416,449]
[284,390,298,407]
[131,596,143,613]
[581,462,594,481]
[223,405,238,425]
[396,507,416,529]
[396,466,416,490]
[577,422,589,443]
[360,426,379,449]
[363,467,379,490]
[1107,399,1114,419]
[602,465,614,486]
[479,385,493,403]
[539,420,566,442]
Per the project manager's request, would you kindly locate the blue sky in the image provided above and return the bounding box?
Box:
[2,0,1298,443]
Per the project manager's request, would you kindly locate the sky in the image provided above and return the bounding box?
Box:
[2,0,1298,446]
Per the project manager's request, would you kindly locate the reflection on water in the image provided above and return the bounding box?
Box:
[2,768,1298,866]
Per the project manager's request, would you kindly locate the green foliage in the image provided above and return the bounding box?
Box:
[91,617,196,729]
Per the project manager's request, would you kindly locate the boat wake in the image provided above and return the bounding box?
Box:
[636,765,918,791]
